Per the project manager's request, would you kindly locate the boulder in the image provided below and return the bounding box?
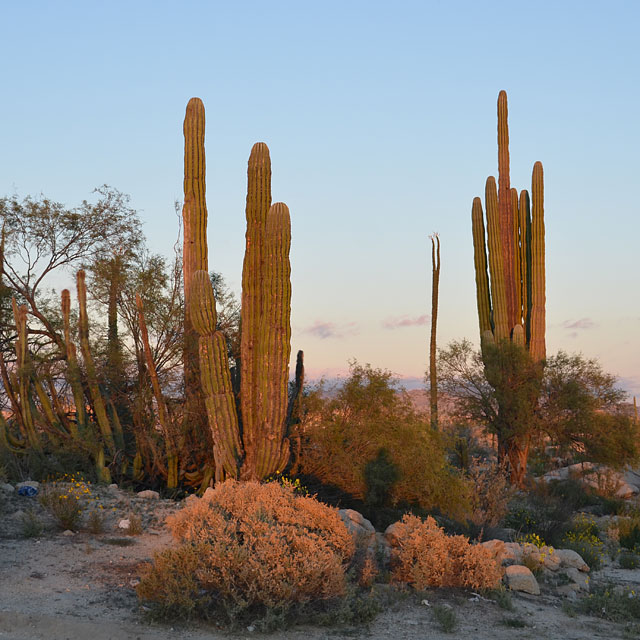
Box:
[505,565,540,595]
[554,548,589,572]
[540,547,561,571]
[480,539,524,566]
[339,509,376,545]
[563,567,590,591]
[136,489,160,500]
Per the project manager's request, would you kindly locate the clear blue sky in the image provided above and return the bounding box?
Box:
[1,1,639,395]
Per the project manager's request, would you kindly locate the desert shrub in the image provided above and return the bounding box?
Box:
[432,604,457,632]
[389,514,502,590]
[504,487,573,545]
[86,509,105,534]
[619,551,640,569]
[618,515,640,552]
[467,461,514,530]
[579,583,640,622]
[39,474,91,530]
[21,510,44,538]
[126,512,143,536]
[137,480,355,623]
[298,363,471,521]
[561,513,604,570]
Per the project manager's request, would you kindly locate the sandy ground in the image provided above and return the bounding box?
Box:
[1,486,639,640]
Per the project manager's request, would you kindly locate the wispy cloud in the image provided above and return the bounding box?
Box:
[562,318,596,330]
[302,321,359,339]
[382,314,429,330]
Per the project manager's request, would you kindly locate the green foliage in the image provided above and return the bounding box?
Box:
[432,604,457,633]
[561,514,604,570]
[364,448,400,510]
[618,516,640,552]
[21,510,44,538]
[619,551,640,569]
[485,586,514,610]
[299,362,471,522]
[579,583,640,622]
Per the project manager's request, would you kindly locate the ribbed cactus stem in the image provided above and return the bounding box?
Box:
[529,161,546,362]
[240,142,272,478]
[498,90,517,330]
[136,294,178,488]
[189,270,243,478]
[511,188,522,327]
[61,289,84,436]
[472,197,492,335]
[11,299,40,449]
[76,270,116,453]
[182,97,209,455]
[518,190,532,344]
[485,177,509,341]
[256,202,292,478]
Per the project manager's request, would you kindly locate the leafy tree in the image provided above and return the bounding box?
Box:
[298,361,470,521]
[437,340,638,476]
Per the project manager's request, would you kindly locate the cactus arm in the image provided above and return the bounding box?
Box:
[529,162,546,362]
[61,289,85,435]
[76,269,116,453]
[136,293,178,488]
[498,90,517,329]
[240,142,272,479]
[518,190,532,345]
[256,202,292,477]
[472,197,492,335]
[485,177,509,341]
[190,270,243,478]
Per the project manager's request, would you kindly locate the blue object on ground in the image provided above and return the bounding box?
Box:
[17,486,38,497]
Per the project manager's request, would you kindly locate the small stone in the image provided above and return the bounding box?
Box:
[505,565,540,595]
[0,483,14,494]
[11,510,25,521]
[118,519,131,530]
[136,490,159,500]
[107,483,119,491]
[62,530,75,536]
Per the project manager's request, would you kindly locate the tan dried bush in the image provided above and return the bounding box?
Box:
[137,480,355,619]
[389,514,503,590]
[468,461,514,529]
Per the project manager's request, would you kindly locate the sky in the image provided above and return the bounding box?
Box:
[1,1,639,395]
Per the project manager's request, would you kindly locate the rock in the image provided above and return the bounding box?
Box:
[563,567,590,591]
[505,565,540,595]
[375,532,391,566]
[0,483,14,494]
[16,481,40,490]
[11,510,25,521]
[184,494,199,506]
[554,548,589,572]
[503,542,523,565]
[384,522,403,548]
[61,530,75,536]
[540,547,561,571]
[339,509,376,545]
[136,490,159,500]
[107,483,119,491]
[615,482,638,499]
[202,487,216,501]
[118,519,131,530]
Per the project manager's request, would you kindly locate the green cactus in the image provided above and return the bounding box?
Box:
[182,97,210,463]
[471,91,546,486]
[471,92,546,361]
[179,100,293,482]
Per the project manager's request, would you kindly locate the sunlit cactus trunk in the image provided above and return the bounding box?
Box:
[182,97,210,465]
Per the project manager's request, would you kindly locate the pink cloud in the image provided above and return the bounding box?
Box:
[382,314,429,330]
[302,321,359,339]
[562,318,596,330]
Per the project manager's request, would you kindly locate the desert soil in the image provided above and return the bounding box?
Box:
[1,484,639,640]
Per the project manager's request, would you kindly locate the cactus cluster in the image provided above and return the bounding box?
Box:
[183,100,293,481]
[472,91,546,362]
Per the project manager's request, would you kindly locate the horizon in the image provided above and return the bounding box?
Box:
[1,1,638,396]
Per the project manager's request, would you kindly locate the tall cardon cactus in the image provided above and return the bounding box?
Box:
[471,91,546,486]
[183,99,293,482]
